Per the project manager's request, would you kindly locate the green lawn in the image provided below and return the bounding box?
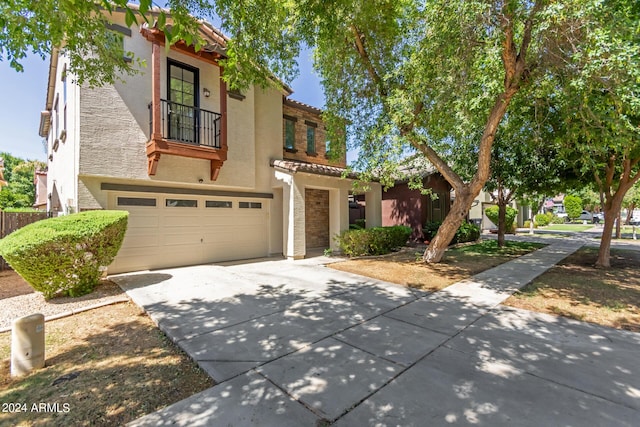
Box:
[544,224,593,232]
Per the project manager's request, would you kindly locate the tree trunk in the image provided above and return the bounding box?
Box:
[423,190,475,263]
[596,195,624,268]
[497,201,507,247]
[615,210,622,239]
[625,203,635,225]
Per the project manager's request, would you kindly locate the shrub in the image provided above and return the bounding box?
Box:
[534,213,551,227]
[422,221,480,245]
[336,225,411,257]
[563,195,583,221]
[485,205,518,233]
[0,211,128,299]
[454,222,481,243]
[549,214,565,224]
[523,220,532,228]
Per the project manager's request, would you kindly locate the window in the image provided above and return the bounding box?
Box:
[206,200,232,208]
[306,121,316,154]
[239,202,262,209]
[283,116,296,150]
[105,28,132,62]
[166,199,197,207]
[62,64,67,133]
[168,60,199,143]
[118,197,157,207]
[54,95,59,143]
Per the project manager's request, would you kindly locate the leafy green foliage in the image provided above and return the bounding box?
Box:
[534,213,551,227]
[563,195,583,221]
[336,226,411,257]
[0,211,128,299]
[485,205,518,233]
[0,152,46,210]
[549,214,566,225]
[423,222,480,245]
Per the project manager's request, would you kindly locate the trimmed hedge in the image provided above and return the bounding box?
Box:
[0,210,128,299]
[423,221,480,245]
[534,213,551,227]
[336,225,412,257]
[485,205,517,233]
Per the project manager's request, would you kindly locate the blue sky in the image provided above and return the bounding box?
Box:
[0,48,327,162]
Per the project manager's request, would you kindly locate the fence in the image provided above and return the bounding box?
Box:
[0,211,51,270]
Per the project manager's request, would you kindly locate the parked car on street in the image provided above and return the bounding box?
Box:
[578,210,593,221]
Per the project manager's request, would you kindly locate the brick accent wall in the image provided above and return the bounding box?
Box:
[305,189,330,249]
[282,99,346,168]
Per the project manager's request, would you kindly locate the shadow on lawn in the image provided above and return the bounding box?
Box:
[0,307,213,427]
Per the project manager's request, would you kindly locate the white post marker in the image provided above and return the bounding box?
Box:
[11,313,45,377]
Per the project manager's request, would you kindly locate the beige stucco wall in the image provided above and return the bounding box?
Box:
[74,13,283,210]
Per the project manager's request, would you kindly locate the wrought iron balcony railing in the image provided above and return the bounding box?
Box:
[149,99,221,149]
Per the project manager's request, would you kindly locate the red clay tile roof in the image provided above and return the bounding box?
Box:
[283,98,323,115]
[271,159,359,179]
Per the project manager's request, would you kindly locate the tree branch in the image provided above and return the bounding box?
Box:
[408,136,465,190]
[350,24,388,98]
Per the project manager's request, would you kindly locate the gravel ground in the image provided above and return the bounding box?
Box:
[0,270,129,331]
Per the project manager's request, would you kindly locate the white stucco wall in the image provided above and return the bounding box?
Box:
[46,55,80,214]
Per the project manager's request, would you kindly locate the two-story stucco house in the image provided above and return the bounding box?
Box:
[38,8,381,274]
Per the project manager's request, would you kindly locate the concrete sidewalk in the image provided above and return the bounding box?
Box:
[114,239,640,426]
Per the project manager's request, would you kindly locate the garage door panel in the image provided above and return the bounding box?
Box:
[128,214,160,228]
[162,214,202,227]
[110,192,270,273]
[121,234,160,249]
[200,215,236,227]
[160,232,203,246]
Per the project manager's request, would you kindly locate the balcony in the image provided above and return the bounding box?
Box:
[146,99,227,180]
[151,99,222,148]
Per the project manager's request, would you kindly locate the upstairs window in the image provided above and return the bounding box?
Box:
[283,115,297,151]
[306,121,316,154]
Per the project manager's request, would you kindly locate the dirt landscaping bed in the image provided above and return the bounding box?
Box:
[0,270,127,331]
[0,301,214,426]
[330,240,545,292]
[504,247,640,332]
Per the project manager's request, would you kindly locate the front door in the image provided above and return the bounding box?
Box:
[168,60,199,144]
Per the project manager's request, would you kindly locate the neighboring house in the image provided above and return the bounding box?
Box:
[467,190,528,231]
[33,168,48,210]
[38,7,381,274]
[380,166,453,240]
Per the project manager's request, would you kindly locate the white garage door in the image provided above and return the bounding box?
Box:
[108,192,269,273]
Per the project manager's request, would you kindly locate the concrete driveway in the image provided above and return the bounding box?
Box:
[112,242,640,426]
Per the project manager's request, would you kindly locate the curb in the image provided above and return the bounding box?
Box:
[0,297,130,334]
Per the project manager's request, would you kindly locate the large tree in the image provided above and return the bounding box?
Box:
[453,92,575,247]
[213,0,571,262]
[544,0,640,267]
